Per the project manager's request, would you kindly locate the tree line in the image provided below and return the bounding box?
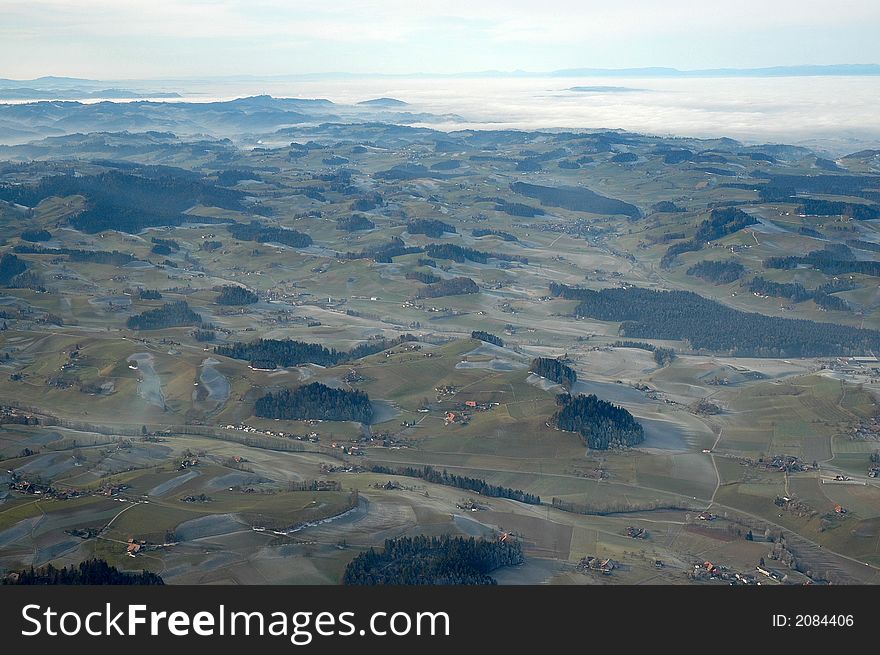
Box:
[748,276,850,311]
[686,259,745,284]
[611,340,675,366]
[553,393,645,450]
[415,276,479,298]
[343,237,422,263]
[494,200,545,217]
[15,244,138,266]
[510,181,641,218]
[529,357,576,390]
[369,465,540,505]
[425,243,527,264]
[215,335,415,369]
[765,246,880,278]
[407,218,457,238]
[797,198,879,220]
[255,382,373,423]
[150,237,180,255]
[216,285,258,305]
[662,207,758,268]
[4,559,164,585]
[227,220,313,248]
[0,259,44,291]
[847,239,880,253]
[336,214,375,231]
[0,253,27,286]
[550,282,880,357]
[472,228,518,242]
[0,170,242,234]
[405,270,441,284]
[471,330,504,347]
[754,172,880,205]
[127,300,202,330]
[343,535,524,585]
[20,228,51,242]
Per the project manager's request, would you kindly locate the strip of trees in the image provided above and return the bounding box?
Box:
[0,170,242,234]
[369,465,540,505]
[127,300,202,330]
[471,330,504,347]
[472,228,518,242]
[686,259,745,284]
[612,340,675,366]
[425,243,527,264]
[4,559,164,585]
[216,285,258,305]
[216,335,415,369]
[14,244,138,266]
[550,282,880,357]
[343,535,524,585]
[407,218,456,237]
[510,181,641,218]
[415,277,479,298]
[662,207,758,268]
[529,357,576,390]
[343,237,423,263]
[227,220,312,248]
[255,382,373,423]
[336,214,375,231]
[405,270,441,284]
[553,393,644,450]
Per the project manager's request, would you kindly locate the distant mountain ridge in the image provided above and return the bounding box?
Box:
[358,97,408,106]
[2,64,879,89]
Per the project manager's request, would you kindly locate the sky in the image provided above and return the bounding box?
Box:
[1,0,879,80]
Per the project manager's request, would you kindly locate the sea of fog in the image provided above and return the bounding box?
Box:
[7,75,880,154]
[150,75,880,153]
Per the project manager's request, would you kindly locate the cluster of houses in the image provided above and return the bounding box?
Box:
[821,356,880,379]
[8,474,56,496]
[434,384,459,398]
[755,565,786,582]
[457,399,498,412]
[400,300,461,316]
[774,496,814,517]
[576,556,617,575]
[126,537,147,557]
[384,344,423,357]
[327,432,412,456]
[850,418,880,441]
[288,480,341,492]
[328,441,364,456]
[221,423,320,443]
[180,494,212,504]
[319,462,366,474]
[343,369,366,384]
[374,480,405,491]
[691,561,761,585]
[761,454,811,473]
[444,411,467,426]
[0,406,40,426]
[626,526,648,539]
[7,470,127,502]
[178,457,199,471]
[98,482,129,497]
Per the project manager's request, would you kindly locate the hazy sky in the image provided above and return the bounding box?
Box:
[2,0,879,80]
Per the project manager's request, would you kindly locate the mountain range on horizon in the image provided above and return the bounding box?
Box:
[2,63,879,88]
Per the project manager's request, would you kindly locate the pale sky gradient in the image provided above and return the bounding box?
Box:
[1,0,879,79]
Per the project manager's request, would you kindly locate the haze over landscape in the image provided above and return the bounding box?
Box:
[2,2,880,588]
